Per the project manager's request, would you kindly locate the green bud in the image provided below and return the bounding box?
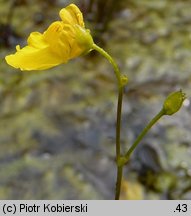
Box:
[163,90,186,115]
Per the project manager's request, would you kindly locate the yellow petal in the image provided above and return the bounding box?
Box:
[27,32,47,49]
[5,45,65,70]
[59,25,93,60]
[43,21,87,60]
[43,21,63,42]
[16,45,21,51]
[43,21,71,59]
[59,4,84,27]
[58,24,87,59]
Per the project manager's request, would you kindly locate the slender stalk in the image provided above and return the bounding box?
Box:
[116,87,123,160]
[115,165,123,200]
[93,43,125,199]
[115,86,124,200]
[92,44,121,87]
[123,109,165,164]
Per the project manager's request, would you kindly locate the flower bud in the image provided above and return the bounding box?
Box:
[163,90,186,115]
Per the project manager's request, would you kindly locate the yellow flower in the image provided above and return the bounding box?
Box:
[5,4,94,70]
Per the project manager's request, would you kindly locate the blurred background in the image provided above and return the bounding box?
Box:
[0,0,191,200]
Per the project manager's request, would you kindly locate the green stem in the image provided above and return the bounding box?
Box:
[115,165,123,200]
[123,109,165,164]
[93,43,125,200]
[92,44,121,87]
[115,86,124,200]
[116,87,124,160]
